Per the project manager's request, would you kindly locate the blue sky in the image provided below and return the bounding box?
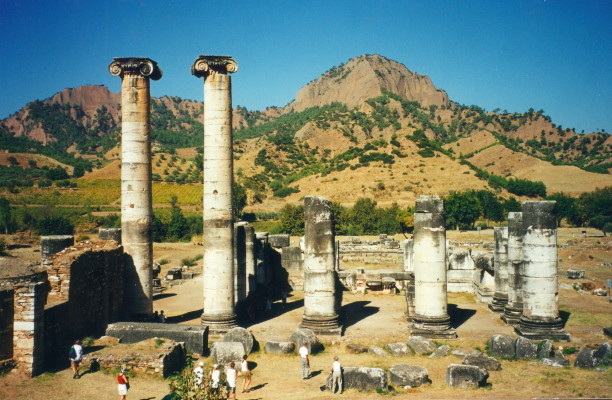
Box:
[1,0,611,133]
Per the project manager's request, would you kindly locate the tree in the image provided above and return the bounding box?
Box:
[0,197,11,234]
[168,206,189,241]
[277,204,304,236]
[347,198,378,235]
[36,216,73,235]
[331,202,348,235]
[502,197,521,214]
[476,190,504,226]
[546,192,577,227]
[444,191,482,230]
[233,182,247,220]
[151,215,167,242]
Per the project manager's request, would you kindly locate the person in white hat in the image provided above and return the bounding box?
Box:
[193,361,205,388]
[210,364,220,391]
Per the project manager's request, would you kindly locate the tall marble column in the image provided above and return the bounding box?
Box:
[489,227,509,312]
[301,196,341,335]
[109,58,161,318]
[402,239,415,320]
[234,222,247,305]
[502,212,524,325]
[192,55,238,333]
[243,223,256,296]
[516,201,569,340]
[410,195,456,338]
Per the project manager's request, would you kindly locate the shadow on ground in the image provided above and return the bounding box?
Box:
[448,304,477,329]
[341,301,379,332]
[166,309,204,324]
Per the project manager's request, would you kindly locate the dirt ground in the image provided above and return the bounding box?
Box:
[1,229,611,399]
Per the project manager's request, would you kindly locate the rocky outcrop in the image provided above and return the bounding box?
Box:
[290,55,449,112]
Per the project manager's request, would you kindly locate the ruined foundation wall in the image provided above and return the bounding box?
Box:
[0,288,14,362]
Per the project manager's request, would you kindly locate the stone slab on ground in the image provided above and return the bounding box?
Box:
[223,327,255,355]
[445,364,489,389]
[385,342,411,356]
[369,346,390,357]
[289,327,323,354]
[516,336,538,360]
[537,339,555,359]
[106,322,208,355]
[265,340,295,355]
[462,354,501,371]
[541,351,570,368]
[408,336,437,355]
[211,342,244,367]
[325,367,388,392]
[430,345,451,358]
[389,364,429,387]
[346,343,368,354]
[489,334,516,359]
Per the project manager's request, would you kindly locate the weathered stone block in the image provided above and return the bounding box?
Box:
[289,327,322,354]
[385,342,411,356]
[516,337,538,360]
[98,228,121,242]
[462,354,501,371]
[264,340,295,355]
[325,367,388,392]
[268,234,290,248]
[537,339,555,359]
[445,364,489,389]
[105,322,208,355]
[211,342,244,367]
[346,343,368,354]
[223,327,255,355]
[574,348,598,369]
[389,364,429,387]
[566,269,585,279]
[541,351,569,367]
[593,342,611,366]
[369,346,390,357]
[408,336,436,355]
[430,345,451,358]
[489,334,516,359]
[41,235,74,259]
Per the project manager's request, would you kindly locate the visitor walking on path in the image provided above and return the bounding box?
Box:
[226,361,238,400]
[330,356,343,394]
[69,340,83,379]
[117,367,130,400]
[240,354,252,393]
[299,342,310,379]
[210,364,220,392]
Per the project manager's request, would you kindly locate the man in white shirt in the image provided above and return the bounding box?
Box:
[299,342,310,379]
[330,355,343,394]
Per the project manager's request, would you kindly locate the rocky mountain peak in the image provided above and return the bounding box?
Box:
[290,54,449,112]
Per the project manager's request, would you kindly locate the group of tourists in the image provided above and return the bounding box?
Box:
[193,354,251,399]
[152,310,166,323]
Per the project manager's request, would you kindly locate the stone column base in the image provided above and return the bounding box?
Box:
[300,314,342,336]
[515,316,570,341]
[201,312,237,335]
[501,305,523,326]
[489,294,508,312]
[410,314,457,339]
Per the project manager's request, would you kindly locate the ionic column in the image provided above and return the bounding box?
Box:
[516,201,569,340]
[402,239,415,320]
[234,222,247,305]
[489,227,509,312]
[301,196,341,335]
[109,57,161,318]
[502,212,524,325]
[192,55,238,333]
[410,195,456,338]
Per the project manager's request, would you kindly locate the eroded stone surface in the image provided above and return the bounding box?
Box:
[430,345,451,358]
[265,340,295,355]
[489,334,516,358]
[223,327,255,355]
[211,341,244,367]
[408,336,437,355]
[389,364,429,387]
[462,354,501,371]
[445,364,489,389]
[516,337,538,360]
[325,367,388,392]
[289,327,322,354]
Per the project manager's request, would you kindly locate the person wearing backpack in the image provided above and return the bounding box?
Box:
[69,340,83,379]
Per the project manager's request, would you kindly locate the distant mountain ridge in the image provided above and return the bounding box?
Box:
[0,54,610,210]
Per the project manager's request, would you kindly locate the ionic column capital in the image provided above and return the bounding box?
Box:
[109,57,162,80]
[191,55,238,78]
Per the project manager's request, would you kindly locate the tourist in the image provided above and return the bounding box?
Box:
[241,354,251,393]
[159,310,166,323]
[226,361,238,400]
[265,297,272,314]
[117,367,129,400]
[153,311,159,322]
[193,361,204,388]
[210,364,220,391]
[281,290,287,310]
[299,342,310,379]
[69,340,83,379]
[330,356,343,394]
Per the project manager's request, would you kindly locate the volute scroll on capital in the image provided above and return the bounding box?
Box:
[108,57,163,80]
[191,55,238,78]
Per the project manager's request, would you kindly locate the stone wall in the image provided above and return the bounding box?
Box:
[339,241,403,267]
[13,282,46,376]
